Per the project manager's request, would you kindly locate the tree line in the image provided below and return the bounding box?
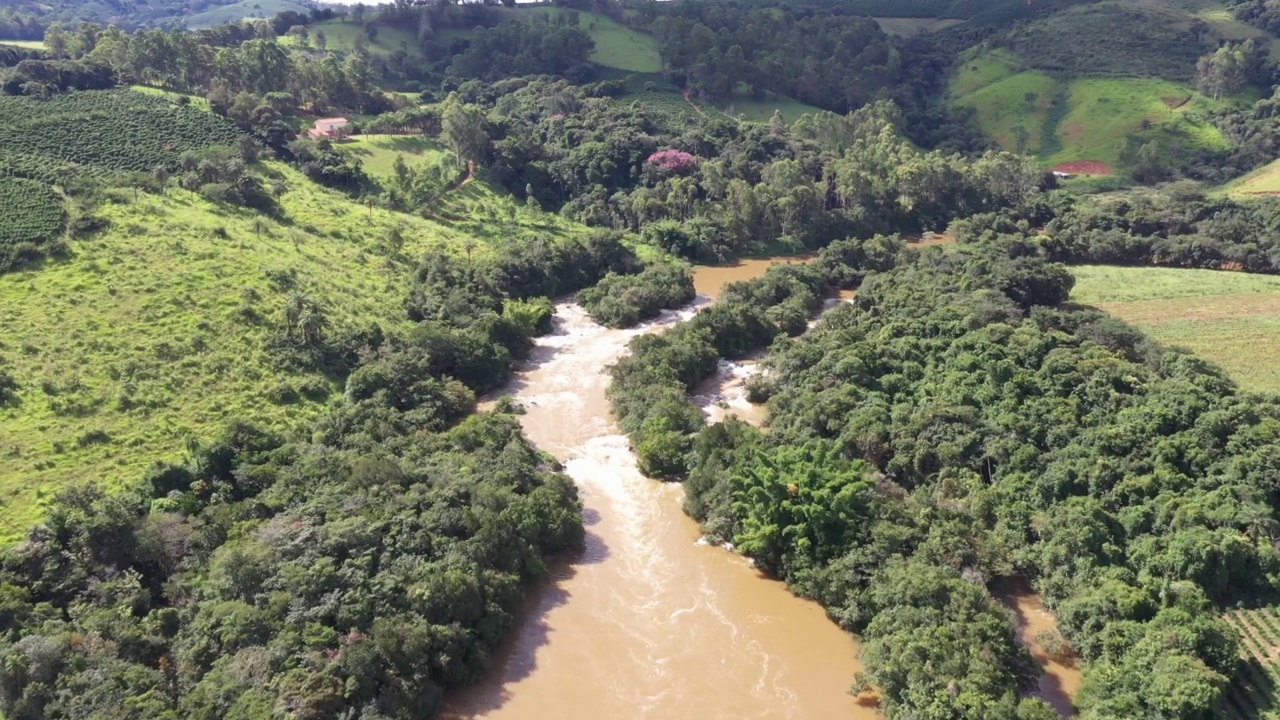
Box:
[0,225,678,719]
[447,80,1041,264]
[609,235,1275,718]
[955,185,1280,274]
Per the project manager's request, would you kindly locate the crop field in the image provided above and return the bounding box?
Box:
[1004,2,1213,81]
[0,89,241,181]
[619,87,706,123]
[949,48,1230,168]
[0,178,65,248]
[1071,265,1280,393]
[1222,607,1280,719]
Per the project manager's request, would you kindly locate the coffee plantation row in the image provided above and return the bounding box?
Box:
[0,89,242,182]
[0,178,64,247]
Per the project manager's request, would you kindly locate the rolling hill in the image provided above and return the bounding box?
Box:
[943,0,1279,174]
[184,0,314,29]
[0,89,593,541]
[1222,156,1280,197]
[437,6,824,125]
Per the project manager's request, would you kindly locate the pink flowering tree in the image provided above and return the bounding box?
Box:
[646,149,699,175]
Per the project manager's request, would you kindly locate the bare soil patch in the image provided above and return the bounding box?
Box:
[904,231,954,247]
[1053,160,1113,175]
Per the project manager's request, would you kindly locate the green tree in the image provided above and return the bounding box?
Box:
[1196,44,1247,100]
[44,23,68,59]
[441,94,489,169]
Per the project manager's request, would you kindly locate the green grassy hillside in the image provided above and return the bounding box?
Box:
[339,134,595,243]
[716,93,827,124]
[1071,265,1280,393]
[946,0,1276,172]
[871,17,964,36]
[184,0,313,28]
[949,47,1232,170]
[1222,157,1280,197]
[523,7,663,73]
[281,18,425,58]
[0,160,592,541]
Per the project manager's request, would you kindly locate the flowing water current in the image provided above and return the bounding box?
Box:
[443,259,1078,719]
[443,301,875,720]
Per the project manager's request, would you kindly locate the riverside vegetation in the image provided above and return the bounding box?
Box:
[6,1,1280,719]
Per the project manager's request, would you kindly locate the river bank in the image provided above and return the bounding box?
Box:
[446,247,1078,719]
[442,301,874,720]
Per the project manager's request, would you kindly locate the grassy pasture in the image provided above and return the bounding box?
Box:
[130,84,213,110]
[950,64,1058,154]
[715,93,828,124]
[0,152,594,542]
[521,7,663,73]
[1047,77,1229,167]
[949,47,1230,168]
[1071,265,1280,394]
[184,0,312,28]
[1222,157,1280,197]
[871,17,964,36]
[281,18,425,58]
[0,40,43,50]
[338,133,591,242]
[340,134,443,177]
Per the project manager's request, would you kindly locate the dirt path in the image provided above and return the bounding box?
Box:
[682,87,705,115]
[456,160,476,190]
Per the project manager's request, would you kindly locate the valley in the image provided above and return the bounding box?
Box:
[5,1,1280,719]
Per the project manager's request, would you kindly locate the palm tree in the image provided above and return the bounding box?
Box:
[299,304,329,347]
[284,291,308,338]
[1239,500,1279,546]
[185,435,203,475]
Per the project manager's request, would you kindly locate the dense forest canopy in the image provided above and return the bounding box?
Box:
[5,0,1280,718]
[606,232,1279,718]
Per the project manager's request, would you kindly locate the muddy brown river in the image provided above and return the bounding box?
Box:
[445,254,1078,719]
[443,302,876,720]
